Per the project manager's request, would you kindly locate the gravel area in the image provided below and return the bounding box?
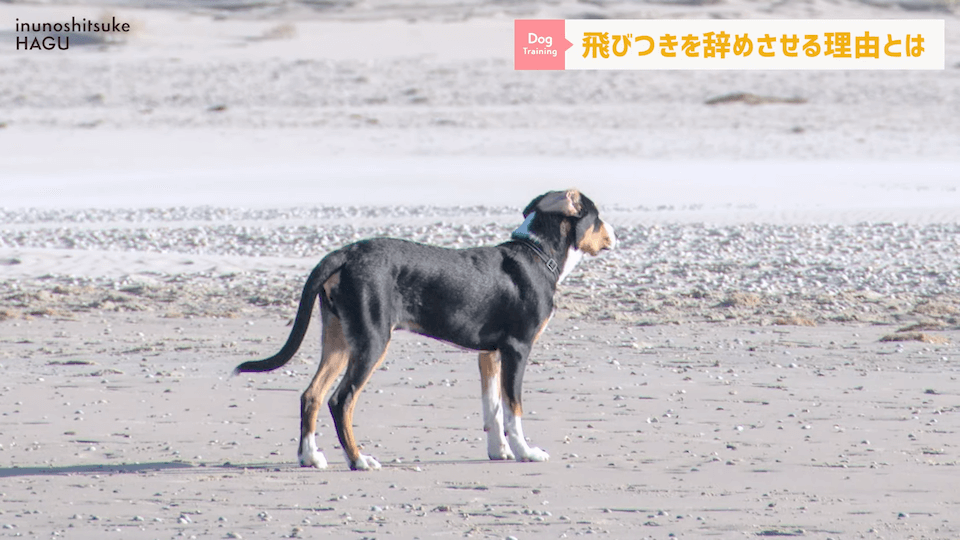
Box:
[2,206,958,327]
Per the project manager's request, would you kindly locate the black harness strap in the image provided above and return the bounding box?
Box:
[507,238,560,277]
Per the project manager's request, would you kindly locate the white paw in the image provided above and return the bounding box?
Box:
[299,435,328,468]
[299,449,328,469]
[488,442,515,461]
[515,446,550,463]
[351,454,382,471]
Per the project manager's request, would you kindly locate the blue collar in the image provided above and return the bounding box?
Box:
[510,212,541,245]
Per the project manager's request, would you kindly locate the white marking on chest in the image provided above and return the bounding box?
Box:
[557,246,583,283]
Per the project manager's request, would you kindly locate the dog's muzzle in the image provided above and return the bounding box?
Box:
[603,222,617,250]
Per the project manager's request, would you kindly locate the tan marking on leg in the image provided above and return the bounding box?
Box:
[507,398,523,417]
[339,343,391,464]
[502,366,523,418]
[478,351,500,396]
[300,313,350,450]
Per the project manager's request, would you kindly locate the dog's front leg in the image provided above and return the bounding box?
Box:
[478,351,514,460]
[499,344,549,462]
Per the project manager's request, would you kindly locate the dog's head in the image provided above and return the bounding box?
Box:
[521,189,616,256]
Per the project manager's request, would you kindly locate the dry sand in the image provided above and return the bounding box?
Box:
[2,0,960,538]
[2,312,959,539]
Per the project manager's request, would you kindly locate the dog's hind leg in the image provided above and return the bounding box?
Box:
[298,309,350,468]
[328,331,390,471]
[500,342,549,462]
[478,351,514,460]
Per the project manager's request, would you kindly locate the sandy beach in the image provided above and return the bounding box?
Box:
[2,0,960,538]
[1,312,958,539]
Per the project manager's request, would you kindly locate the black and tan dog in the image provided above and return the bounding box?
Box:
[234,189,616,470]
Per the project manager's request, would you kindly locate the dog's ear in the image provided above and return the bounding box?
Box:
[526,189,582,217]
[522,194,545,218]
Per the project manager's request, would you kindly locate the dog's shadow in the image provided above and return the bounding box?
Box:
[0,461,196,478]
[0,458,511,478]
[216,458,513,472]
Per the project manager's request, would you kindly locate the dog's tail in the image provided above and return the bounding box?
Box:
[232,254,344,375]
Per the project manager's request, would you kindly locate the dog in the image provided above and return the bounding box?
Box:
[234,189,616,470]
